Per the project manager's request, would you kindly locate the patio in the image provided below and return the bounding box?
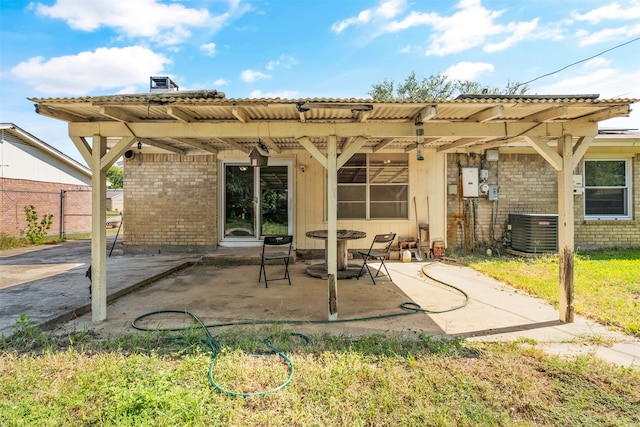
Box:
[2,240,637,366]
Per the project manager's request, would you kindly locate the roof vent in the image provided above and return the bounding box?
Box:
[150,76,179,92]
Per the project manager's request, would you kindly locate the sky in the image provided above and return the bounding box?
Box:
[1,0,639,165]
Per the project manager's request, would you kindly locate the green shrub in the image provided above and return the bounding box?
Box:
[23,205,53,244]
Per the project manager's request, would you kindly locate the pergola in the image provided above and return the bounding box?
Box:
[30,91,636,323]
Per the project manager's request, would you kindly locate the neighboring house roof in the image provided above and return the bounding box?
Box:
[107,189,123,200]
[0,123,91,185]
[28,93,637,156]
[595,129,640,145]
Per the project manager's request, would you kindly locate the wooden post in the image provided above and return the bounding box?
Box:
[557,134,575,322]
[327,135,338,320]
[91,135,107,322]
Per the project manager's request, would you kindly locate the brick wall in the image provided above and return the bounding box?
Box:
[0,178,91,236]
[446,152,640,252]
[123,153,218,254]
[574,153,640,248]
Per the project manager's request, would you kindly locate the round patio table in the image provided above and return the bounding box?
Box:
[305,229,366,279]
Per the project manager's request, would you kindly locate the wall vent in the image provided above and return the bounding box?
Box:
[150,76,179,92]
[508,213,558,253]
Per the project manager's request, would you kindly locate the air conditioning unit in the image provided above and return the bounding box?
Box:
[150,76,179,92]
[508,213,558,253]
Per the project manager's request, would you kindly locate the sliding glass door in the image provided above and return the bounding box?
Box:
[221,161,291,243]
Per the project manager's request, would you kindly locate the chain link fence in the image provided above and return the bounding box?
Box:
[1,188,91,237]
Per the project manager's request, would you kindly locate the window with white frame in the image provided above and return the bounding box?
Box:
[583,159,632,219]
[337,153,408,219]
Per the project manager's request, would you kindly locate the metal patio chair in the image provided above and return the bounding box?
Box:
[357,232,396,284]
[258,235,293,287]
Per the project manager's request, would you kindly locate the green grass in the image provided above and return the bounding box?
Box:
[1,244,638,424]
[1,323,639,426]
[0,228,121,250]
[465,247,640,337]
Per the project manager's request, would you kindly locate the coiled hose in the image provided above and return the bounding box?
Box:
[131,261,468,397]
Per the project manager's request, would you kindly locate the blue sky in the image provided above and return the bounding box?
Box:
[1,0,639,165]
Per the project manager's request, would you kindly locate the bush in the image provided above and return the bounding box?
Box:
[24,205,53,244]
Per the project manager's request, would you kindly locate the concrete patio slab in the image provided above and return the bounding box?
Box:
[1,240,638,368]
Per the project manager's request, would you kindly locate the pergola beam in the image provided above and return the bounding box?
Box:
[232,107,249,123]
[436,138,482,153]
[166,107,196,123]
[101,136,136,171]
[35,105,88,122]
[467,105,504,122]
[524,136,563,171]
[521,106,568,122]
[67,121,599,140]
[374,138,395,152]
[170,138,219,154]
[138,138,186,156]
[415,105,437,125]
[261,137,282,154]
[100,107,139,122]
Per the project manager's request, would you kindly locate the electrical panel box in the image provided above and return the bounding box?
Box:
[488,185,499,200]
[486,149,499,161]
[572,174,583,195]
[462,168,479,197]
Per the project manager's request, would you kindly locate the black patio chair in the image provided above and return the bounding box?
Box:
[357,233,396,284]
[258,235,293,287]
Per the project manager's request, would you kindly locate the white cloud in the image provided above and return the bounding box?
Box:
[578,23,640,46]
[10,46,171,95]
[241,69,270,83]
[32,0,248,45]
[533,63,640,131]
[200,42,217,56]
[585,57,611,68]
[382,0,543,56]
[384,10,438,32]
[213,78,230,86]
[331,0,407,33]
[444,62,494,81]
[249,89,299,99]
[534,65,640,101]
[484,18,539,52]
[266,55,298,71]
[572,2,640,24]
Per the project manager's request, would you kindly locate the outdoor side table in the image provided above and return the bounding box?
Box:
[305,229,366,279]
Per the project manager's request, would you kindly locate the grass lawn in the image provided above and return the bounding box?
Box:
[1,321,639,426]
[465,247,640,337]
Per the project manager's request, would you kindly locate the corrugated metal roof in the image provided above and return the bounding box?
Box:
[28,93,638,155]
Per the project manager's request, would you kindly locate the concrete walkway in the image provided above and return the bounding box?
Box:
[1,240,638,368]
[0,239,196,337]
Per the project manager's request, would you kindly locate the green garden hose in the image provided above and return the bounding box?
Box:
[131,261,469,397]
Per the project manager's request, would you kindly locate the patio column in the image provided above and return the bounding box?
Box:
[327,135,338,320]
[90,135,107,322]
[557,134,575,323]
[527,133,595,323]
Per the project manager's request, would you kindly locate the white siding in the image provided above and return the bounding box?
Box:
[1,134,91,185]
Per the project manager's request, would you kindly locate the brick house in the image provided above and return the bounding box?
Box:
[445,129,640,254]
[0,123,92,237]
[29,89,637,322]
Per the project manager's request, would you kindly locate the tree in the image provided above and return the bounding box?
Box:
[106,166,123,189]
[368,72,529,100]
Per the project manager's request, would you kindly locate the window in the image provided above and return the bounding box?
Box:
[583,159,632,219]
[337,153,408,219]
